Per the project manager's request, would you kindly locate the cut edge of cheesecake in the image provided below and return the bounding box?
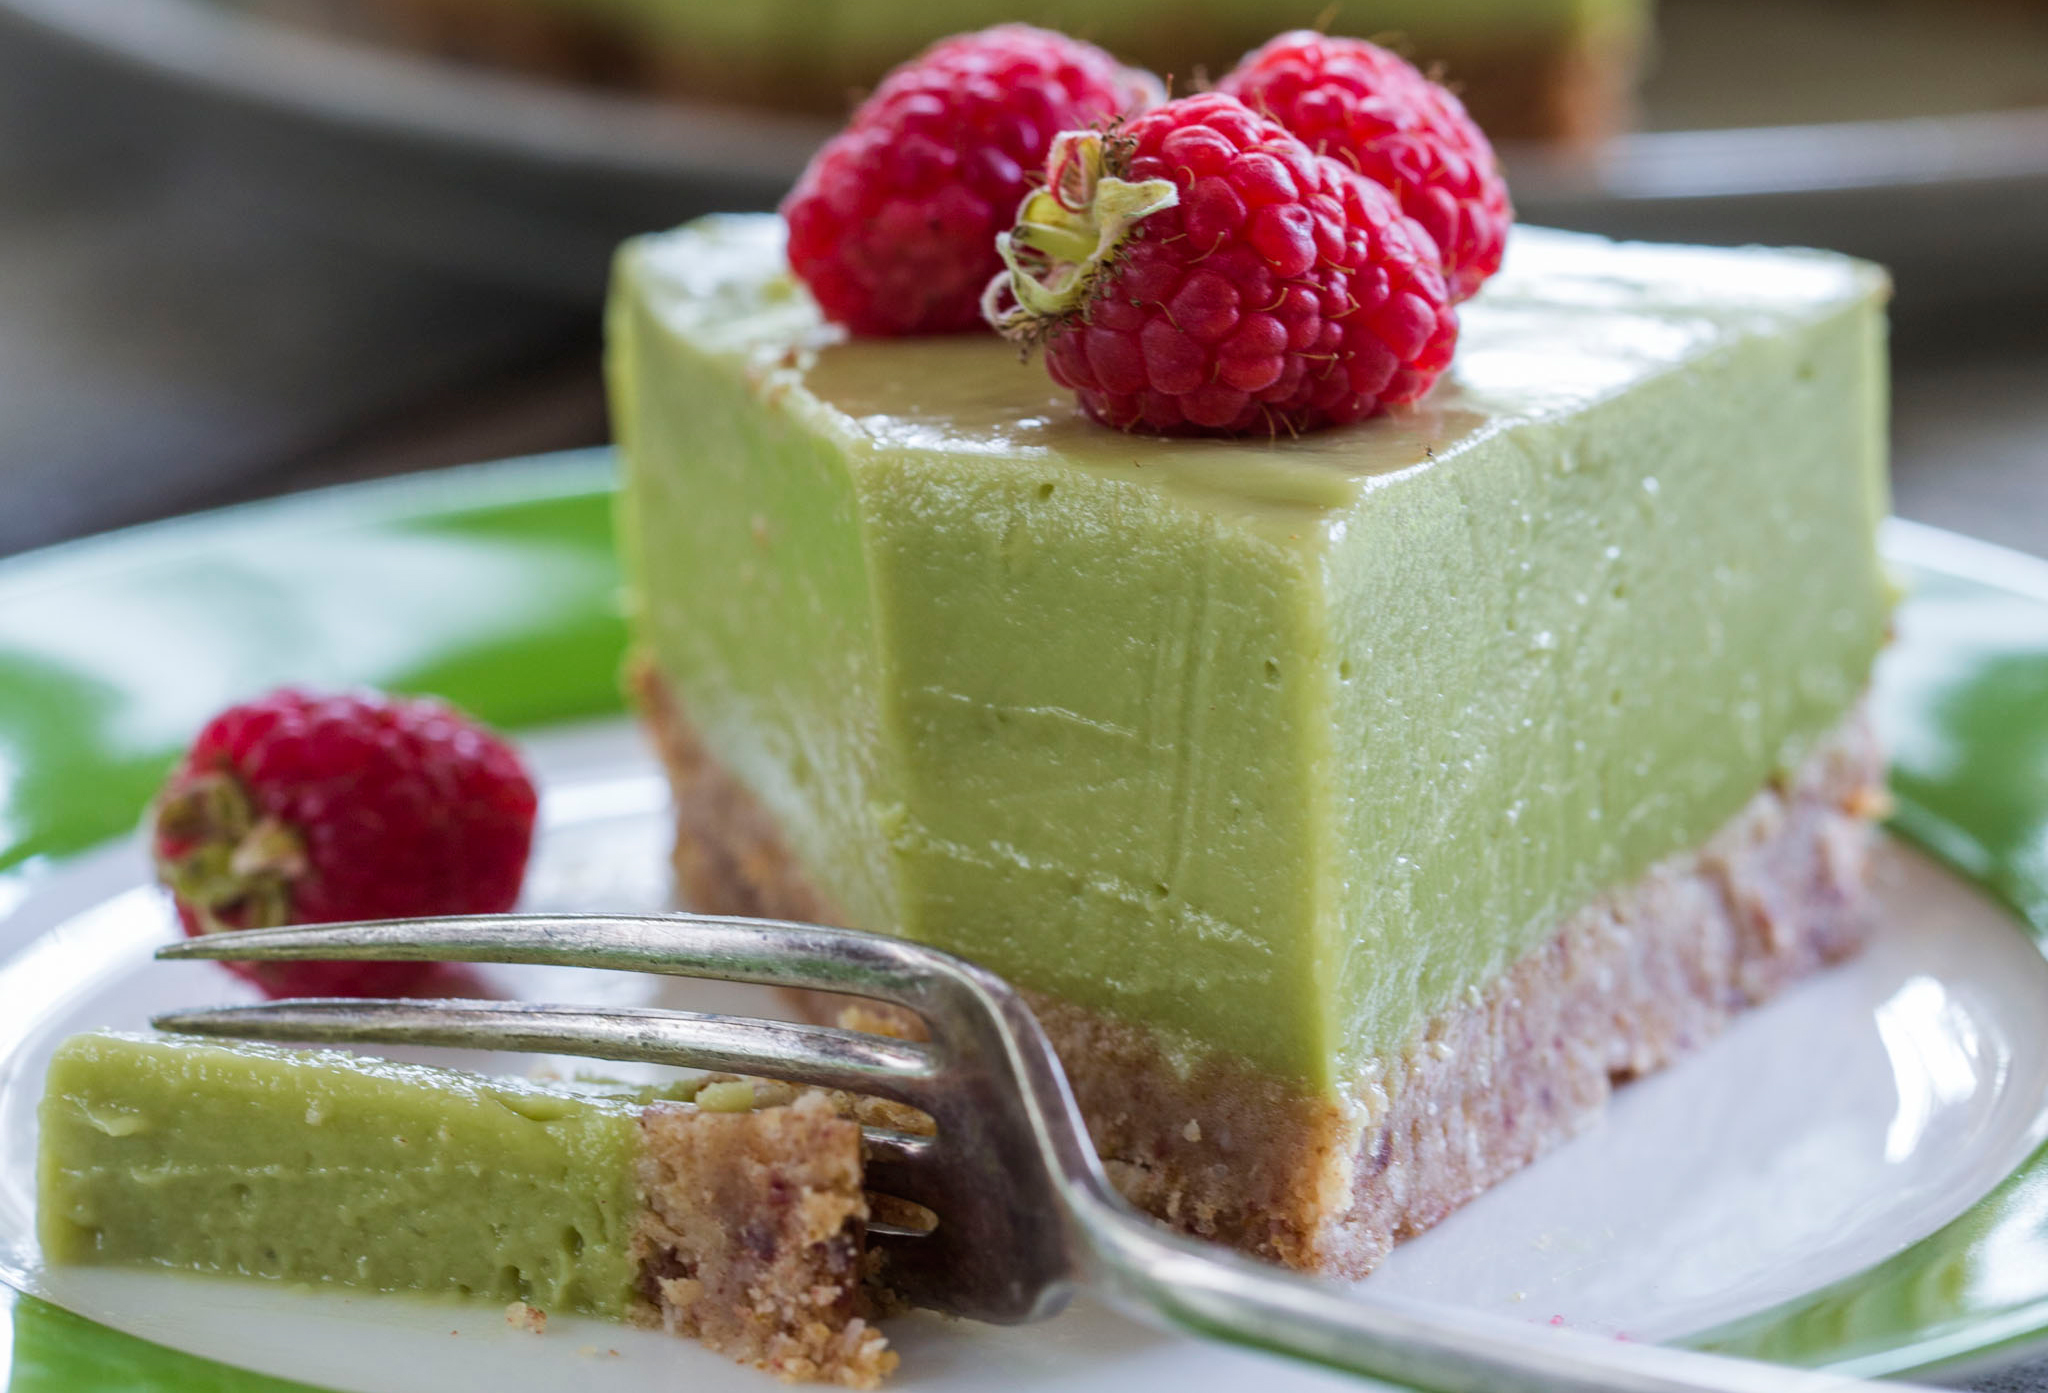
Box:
[36,1035,899,1388]
[631,654,1886,1278]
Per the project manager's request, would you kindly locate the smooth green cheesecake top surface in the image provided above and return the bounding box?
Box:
[611,215,1891,1087]
[38,1033,646,1314]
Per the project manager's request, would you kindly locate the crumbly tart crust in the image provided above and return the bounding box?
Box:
[633,656,1886,1278]
[634,1090,897,1388]
[291,0,1636,142]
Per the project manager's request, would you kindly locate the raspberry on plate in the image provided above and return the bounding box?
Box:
[150,688,538,998]
[782,24,1159,336]
[1220,31,1511,303]
[985,92,1456,436]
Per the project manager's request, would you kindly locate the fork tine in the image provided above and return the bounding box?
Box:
[860,1127,935,1168]
[154,914,975,1015]
[857,1125,947,1210]
[150,999,941,1105]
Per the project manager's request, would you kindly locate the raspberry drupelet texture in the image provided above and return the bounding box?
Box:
[988,92,1456,436]
[150,688,538,998]
[1221,32,1511,303]
[782,25,1159,336]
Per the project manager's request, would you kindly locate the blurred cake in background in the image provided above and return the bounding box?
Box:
[347,0,1649,140]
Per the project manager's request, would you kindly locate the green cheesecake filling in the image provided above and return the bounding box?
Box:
[609,216,1891,1090]
[38,1033,644,1313]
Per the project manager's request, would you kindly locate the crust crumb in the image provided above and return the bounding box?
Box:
[632,1091,898,1388]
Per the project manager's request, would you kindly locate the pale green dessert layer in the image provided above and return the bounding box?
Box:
[609,215,1891,1089]
[38,1033,644,1314]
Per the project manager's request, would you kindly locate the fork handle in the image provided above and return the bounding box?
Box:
[1074,1195,1927,1393]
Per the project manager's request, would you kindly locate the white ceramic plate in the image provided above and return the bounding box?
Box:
[1,717,2044,1392]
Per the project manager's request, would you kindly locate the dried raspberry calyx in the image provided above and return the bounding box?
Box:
[152,772,306,935]
[983,129,1178,333]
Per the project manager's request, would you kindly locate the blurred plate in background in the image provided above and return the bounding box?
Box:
[4,0,2045,303]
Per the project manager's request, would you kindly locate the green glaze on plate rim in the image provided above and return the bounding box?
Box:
[3,455,2048,1390]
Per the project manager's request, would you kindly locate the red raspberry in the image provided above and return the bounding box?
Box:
[985,92,1456,436]
[782,25,1158,336]
[150,689,537,998]
[1220,32,1511,303]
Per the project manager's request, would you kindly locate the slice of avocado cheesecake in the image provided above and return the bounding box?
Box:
[37,1032,896,1387]
[607,213,1893,1279]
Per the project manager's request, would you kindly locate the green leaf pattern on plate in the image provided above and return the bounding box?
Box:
[2,1291,324,1393]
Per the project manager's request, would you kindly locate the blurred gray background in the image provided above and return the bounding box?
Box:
[2,16,2044,564]
[0,24,603,557]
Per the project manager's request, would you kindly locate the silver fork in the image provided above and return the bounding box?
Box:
[156,912,1919,1393]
